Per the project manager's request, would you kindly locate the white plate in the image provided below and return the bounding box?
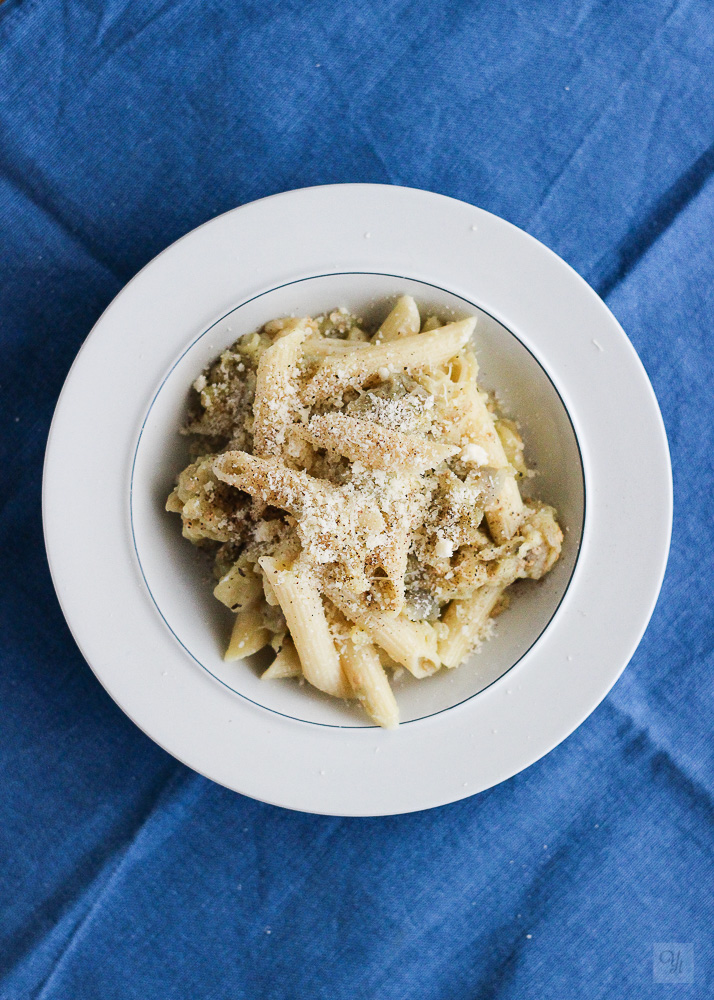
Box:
[43,184,672,816]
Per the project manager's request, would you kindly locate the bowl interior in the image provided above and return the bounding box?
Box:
[131,272,584,727]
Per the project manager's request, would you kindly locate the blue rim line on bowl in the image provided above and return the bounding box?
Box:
[130,271,587,730]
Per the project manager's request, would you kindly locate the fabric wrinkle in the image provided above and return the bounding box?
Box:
[30,769,203,1000]
[0,1,711,996]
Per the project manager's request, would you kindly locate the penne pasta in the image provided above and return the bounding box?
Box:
[303,336,370,359]
[253,322,310,459]
[261,637,303,680]
[303,318,476,404]
[373,295,421,344]
[495,418,527,476]
[259,557,351,699]
[441,378,525,542]
[296,413,458,473]
[213,451,334,514]
[442,382,504,465]
[486,474,525,545]
[167,299,564,727]
[437,582,509,668]
[225,605,272,660]
[214,556,262,612]
[340,635,399,728]
[325,588,441,678]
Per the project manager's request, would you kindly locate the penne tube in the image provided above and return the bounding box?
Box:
[296,413,458,473]
[340,636,399,729]
[213,451,335,515]
[261,568,280,607]
[259,557,351,699]
[365,545,409,616]
[495,418,527,476]
[373,295,421,343]
[214,557,262,612]
[225,605,272,660]
[325,588,440,679]
[263,316,314,338]
[376,649,402,672]
[262,637,303,680]
[486,475,525,544]
[445,385,507,465]
[438,582,510,668]
[447,385,525,542]
[442,545,493,598]
[253,323,309,458]
[303,336,370,359]
[303,319,476,404]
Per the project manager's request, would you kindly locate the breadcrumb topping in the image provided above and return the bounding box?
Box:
[166,299,564,728]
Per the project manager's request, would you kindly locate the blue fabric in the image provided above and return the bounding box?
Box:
[1,1,712,997]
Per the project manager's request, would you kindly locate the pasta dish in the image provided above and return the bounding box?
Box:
[166,297,563,727]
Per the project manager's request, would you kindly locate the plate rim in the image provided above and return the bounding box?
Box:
[42,182,673,816]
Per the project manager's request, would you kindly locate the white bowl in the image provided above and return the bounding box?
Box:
[44,184,671,815]
[132,273,584,726]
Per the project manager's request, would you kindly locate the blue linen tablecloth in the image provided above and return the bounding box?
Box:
[1,1,712,997]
